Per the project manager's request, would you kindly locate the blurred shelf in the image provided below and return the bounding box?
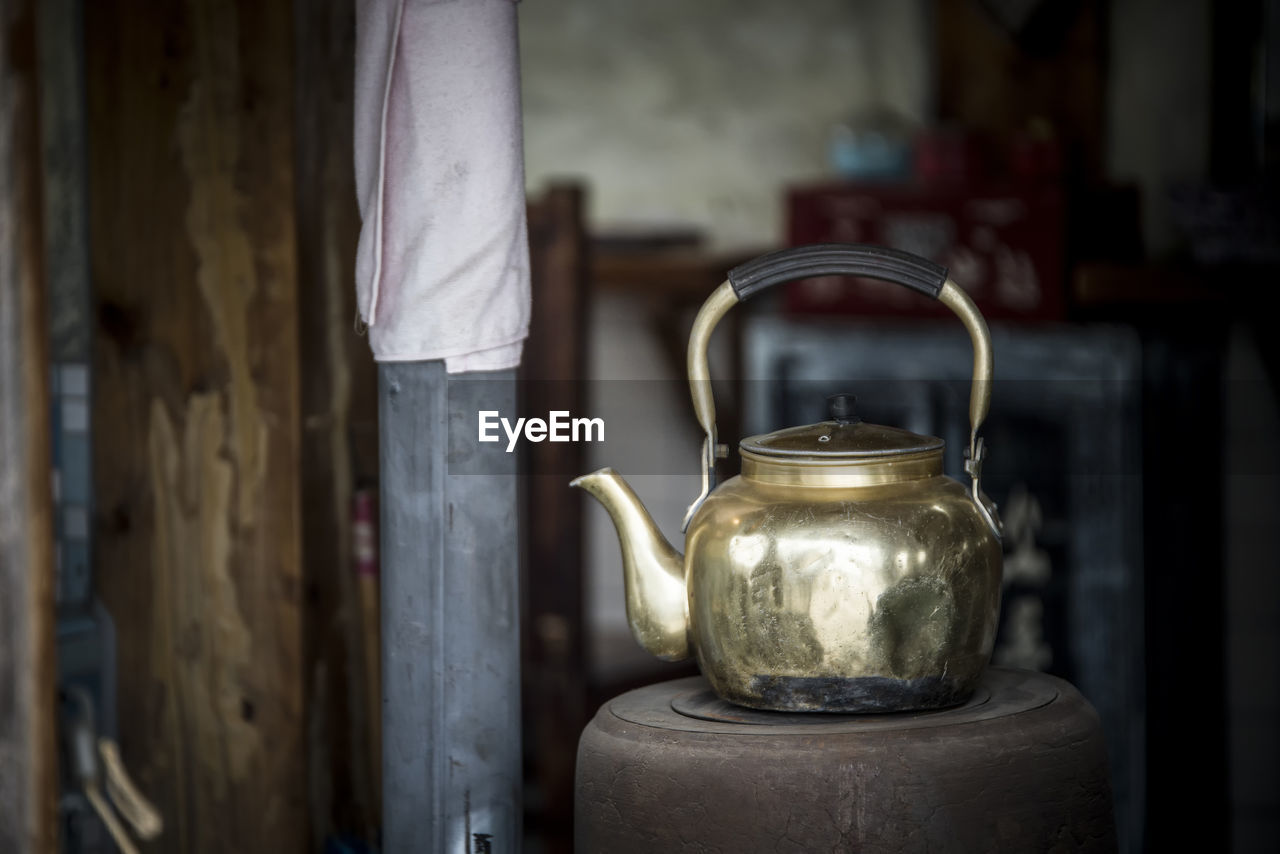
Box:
[590,243,774,297]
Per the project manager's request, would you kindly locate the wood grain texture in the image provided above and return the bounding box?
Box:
[86,1,306,850]
[0,0,58,849]
[293,0,380,840]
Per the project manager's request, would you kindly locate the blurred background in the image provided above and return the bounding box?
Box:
[3,0,1277,852]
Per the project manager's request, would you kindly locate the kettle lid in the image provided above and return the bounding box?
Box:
[739,393,943,460]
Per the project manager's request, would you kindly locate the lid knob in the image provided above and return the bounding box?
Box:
[826,393,862,425]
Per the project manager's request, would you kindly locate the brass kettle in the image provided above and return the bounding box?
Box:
[573,244,1003,712]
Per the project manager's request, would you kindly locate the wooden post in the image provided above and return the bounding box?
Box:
[379,362,522,851]
[0,0,59,850]
[522,184,590,851]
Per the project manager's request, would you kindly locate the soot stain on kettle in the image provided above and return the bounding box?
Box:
[869,575,956,678]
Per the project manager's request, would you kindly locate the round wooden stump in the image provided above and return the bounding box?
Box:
[576,668,1116,852]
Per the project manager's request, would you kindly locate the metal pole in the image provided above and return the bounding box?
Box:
[379,361,521,852]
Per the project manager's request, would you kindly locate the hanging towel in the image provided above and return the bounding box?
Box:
[354,0,530,372]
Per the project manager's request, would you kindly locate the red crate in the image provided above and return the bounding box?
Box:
[786,181,1065,321]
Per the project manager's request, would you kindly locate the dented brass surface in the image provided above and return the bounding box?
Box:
[684,471,1002,711]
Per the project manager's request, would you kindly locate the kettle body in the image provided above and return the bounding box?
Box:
[686,469,1001,712]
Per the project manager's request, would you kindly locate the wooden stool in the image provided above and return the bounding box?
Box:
[576,668,1116,852]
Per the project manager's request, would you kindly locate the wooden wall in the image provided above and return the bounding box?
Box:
[86,0,377,848]
[293,0,381,842]
[1,0,58,850]
[87,1,307,850]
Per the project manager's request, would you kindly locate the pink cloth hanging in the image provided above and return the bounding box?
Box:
[355,0,530,372]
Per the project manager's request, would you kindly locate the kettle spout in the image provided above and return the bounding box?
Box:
[571,468,690,662]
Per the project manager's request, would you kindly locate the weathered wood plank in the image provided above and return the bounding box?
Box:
[1,1,58,850]
[86,1,306,850]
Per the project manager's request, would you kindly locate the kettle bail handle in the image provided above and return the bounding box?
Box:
[684,243,997,535]
[728,243,948,303]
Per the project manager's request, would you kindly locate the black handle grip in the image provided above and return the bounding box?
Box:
[728,243,948,303]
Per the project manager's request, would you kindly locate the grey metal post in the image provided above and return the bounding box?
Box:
[379,361,522,852]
